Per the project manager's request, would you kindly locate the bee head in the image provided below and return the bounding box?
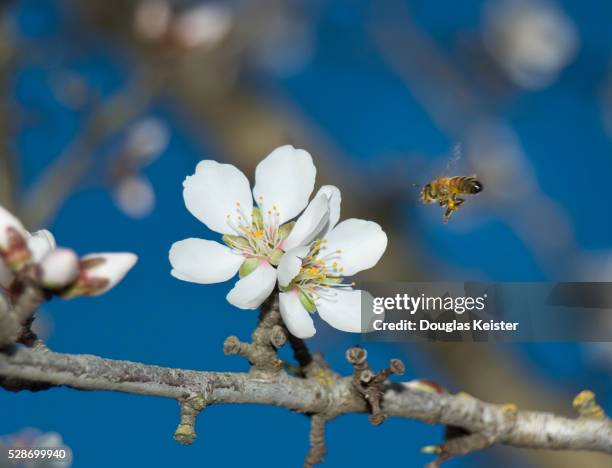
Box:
[468,179,483,194]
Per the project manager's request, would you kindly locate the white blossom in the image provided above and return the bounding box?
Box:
[169,145,331,310]
[277,189,387,338]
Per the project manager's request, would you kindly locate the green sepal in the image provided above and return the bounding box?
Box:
[269,248,284,266]
[223,234,250,250]
[298,290,317,313]
[278,222,295,240]
[239,258,259,278]
[251,207,264,229]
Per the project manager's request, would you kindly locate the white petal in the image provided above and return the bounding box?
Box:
[316,288,365,333]
[40,248,79,289]
[183,160,253,235]
[226,262,277,310]
[316,185,341,233]
[283,195,329,251]
[322,219,387,276]
[279,290,316,338]
[82,253,138,295]
[169,238,243,284]
[277,246,308,288]
[0,259,13,288]
[0,205,27,249]
[253,145,316,224]
[27,229,56,263]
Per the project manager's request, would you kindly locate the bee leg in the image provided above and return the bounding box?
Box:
[443,207,454,223]
[455,198,465,207]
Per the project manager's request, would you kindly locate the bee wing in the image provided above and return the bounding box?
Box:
[443,142,463,175]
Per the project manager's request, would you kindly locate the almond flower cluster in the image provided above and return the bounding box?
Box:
[169,145,387,338]
[0,205,137,298]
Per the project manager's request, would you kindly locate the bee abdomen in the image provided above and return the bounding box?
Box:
[451,176,483,195]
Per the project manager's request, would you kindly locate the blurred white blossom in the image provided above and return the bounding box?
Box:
[483,0,579,89]
[171,4,233,50]
[124,118,169,165]
[112,176,156,219]
[134,0,172,42]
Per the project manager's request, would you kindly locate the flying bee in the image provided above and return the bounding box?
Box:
[419,175,483,222]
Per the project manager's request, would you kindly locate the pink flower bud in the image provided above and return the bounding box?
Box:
[0,206,30,268]
[0,205,27,252]
[63,253,138,298]
[40,248,79,290]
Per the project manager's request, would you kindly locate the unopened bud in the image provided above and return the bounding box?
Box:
[40,248,79,290]
[0,205,27,253]
[27,229,56,262]
[63,253,138,298]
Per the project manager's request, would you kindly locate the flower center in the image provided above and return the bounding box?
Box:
[223,203,291,264]
[286,239,353,302]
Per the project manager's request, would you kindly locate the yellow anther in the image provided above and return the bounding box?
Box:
[253,230,264,239]
[336,249,342,254]
[339,267,344,273]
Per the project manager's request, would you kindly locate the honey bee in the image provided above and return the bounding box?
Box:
[419,175,483,222]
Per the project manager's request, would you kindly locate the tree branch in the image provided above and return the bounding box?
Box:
[1,346,611,462]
